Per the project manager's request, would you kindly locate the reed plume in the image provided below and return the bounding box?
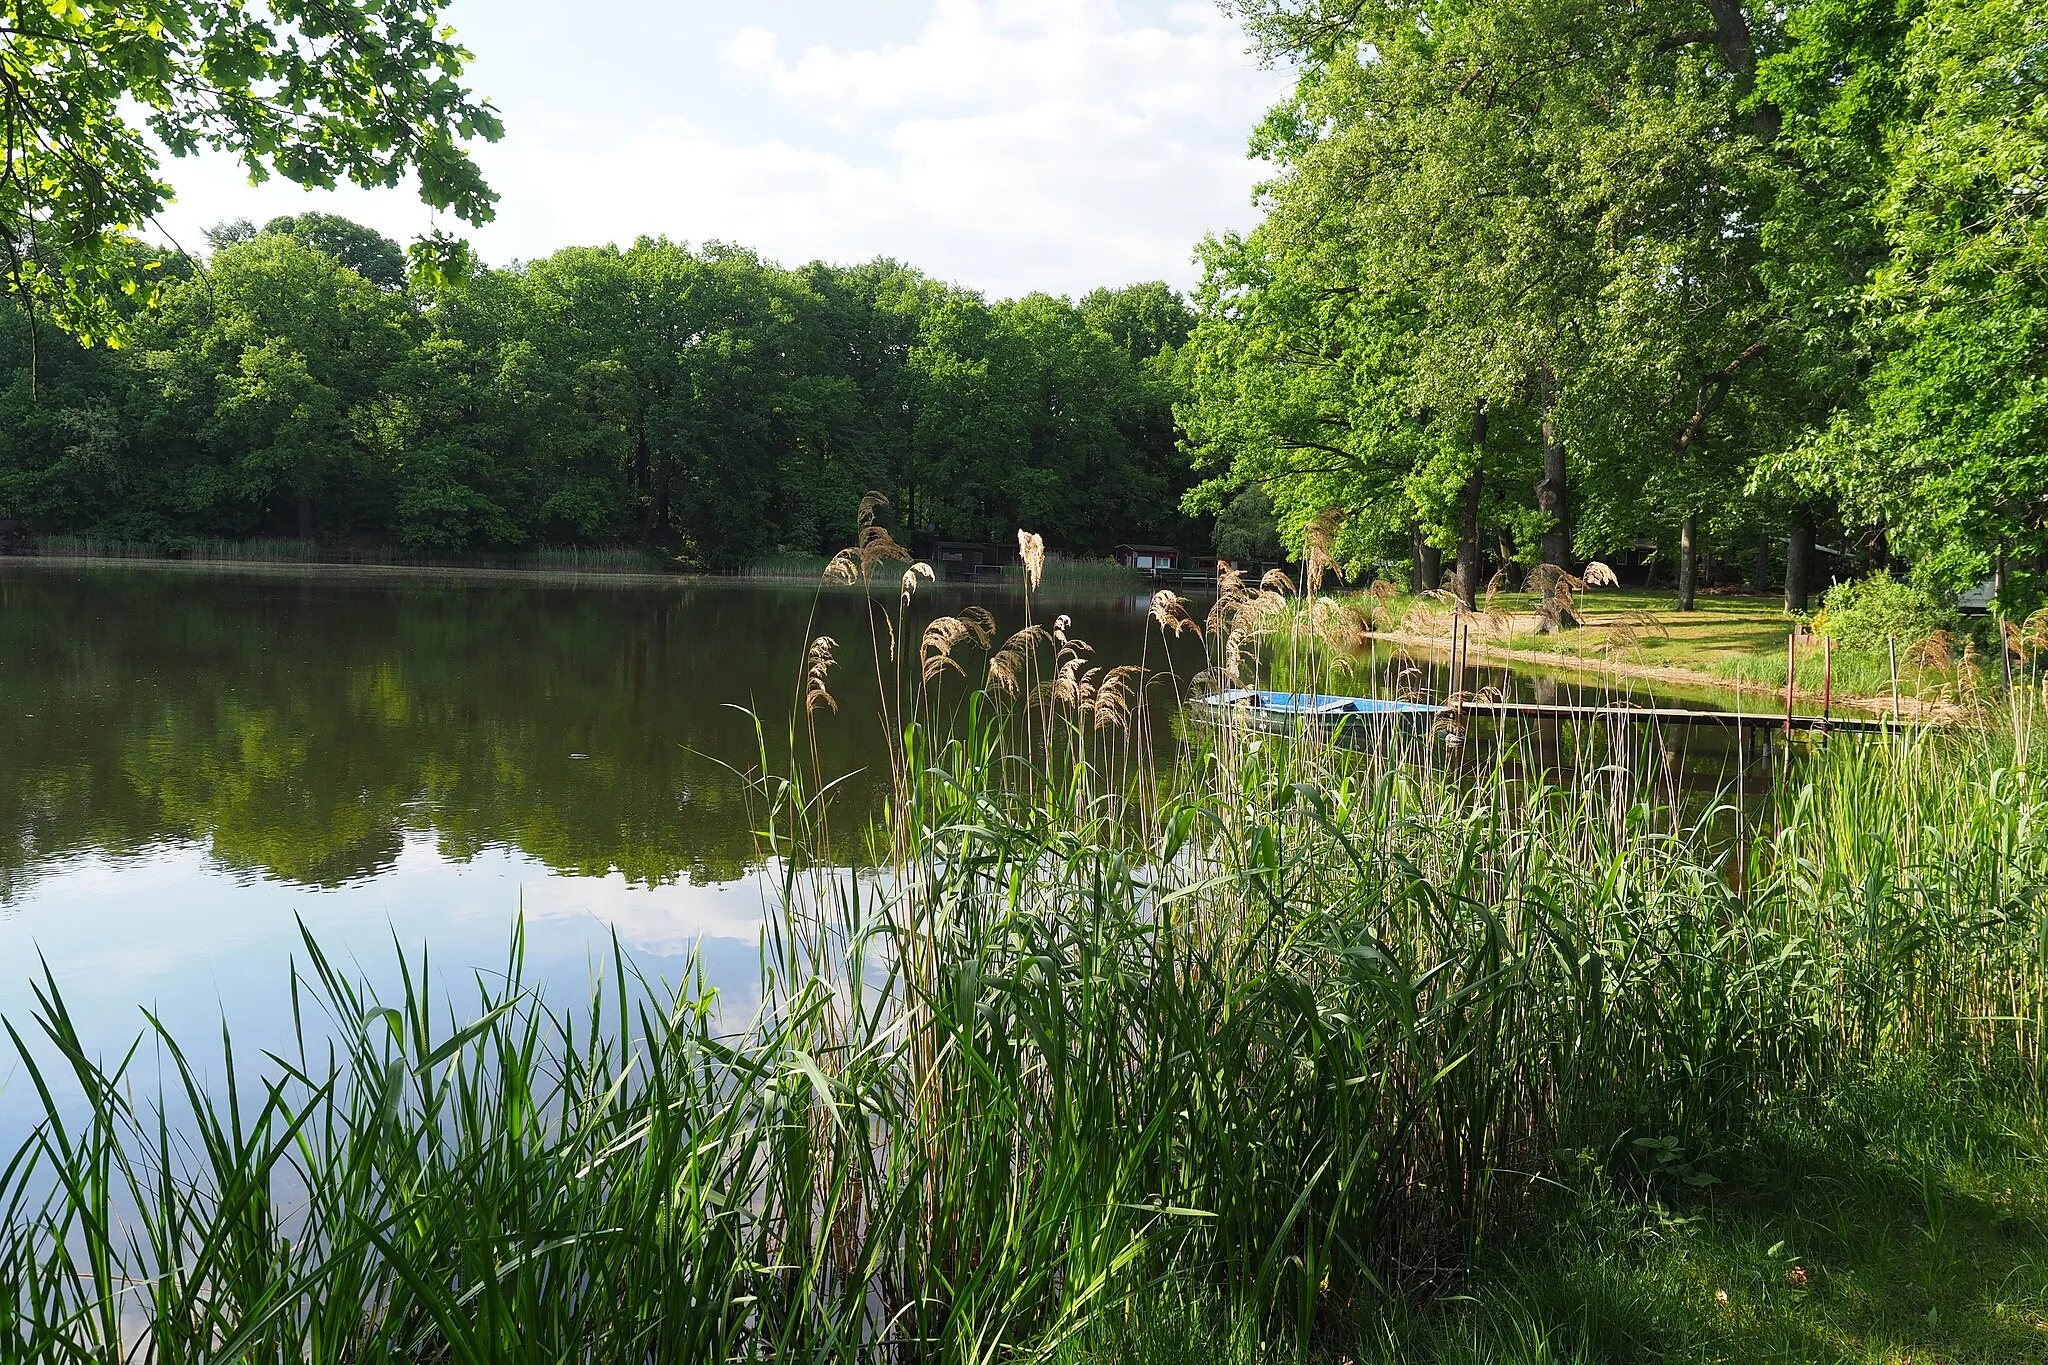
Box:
[805,635,839,714]
[920,615,981,684]
[1304,509,1342,594]
[988,624,1050,704]
[1018,530,1046,592]
[901,561,934,611]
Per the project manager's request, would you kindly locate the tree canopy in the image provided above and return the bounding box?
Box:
[0,224,1199,567]
[0,0,500,344]
[1180,0,2048,614]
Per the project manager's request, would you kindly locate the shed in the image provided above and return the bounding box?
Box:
[1113,544,1181,573]
[928,539,1008,580]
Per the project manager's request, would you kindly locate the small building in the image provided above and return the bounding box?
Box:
[1113,544,1180,573]
[928,539,1008,580]
[0,519,25,555]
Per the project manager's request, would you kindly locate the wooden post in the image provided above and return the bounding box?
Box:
[1785,626,1797,737]
[1822,636,1833,734]
[1889,637,1901,724]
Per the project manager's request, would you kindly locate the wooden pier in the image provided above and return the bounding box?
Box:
[1192,690,1909,738]
[1451,700,1898,735]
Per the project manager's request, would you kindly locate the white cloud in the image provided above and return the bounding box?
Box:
[142,1,1289,299]
[506,2,1286,295]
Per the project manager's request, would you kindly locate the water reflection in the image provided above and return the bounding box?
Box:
[0,563,1199,901]
[0,562,1210,1122]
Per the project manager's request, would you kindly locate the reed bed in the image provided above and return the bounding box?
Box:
[3,514,2045,1362]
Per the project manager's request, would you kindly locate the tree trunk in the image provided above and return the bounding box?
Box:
[1705,0,1781,141]
[1495,528,1522,591]
[1677,513,1703,612]
[1456,403,1487,612]
[1867,522,1891,577]
[646,450,671,545]
[1456,470,1484,612]
[1785,504,1815,612]
[296,494,314,544]
[1752,535,1771,594]
[1993,543,2010,606]
[1536,367,1572,569]
[1409,525,1436,593]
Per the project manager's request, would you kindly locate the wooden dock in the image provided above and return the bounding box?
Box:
[1452,701,1898,734]
[1192,690,1907,737]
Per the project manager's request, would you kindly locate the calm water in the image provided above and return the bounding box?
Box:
[0,561,1205,1127]
[1,560,1772,1133]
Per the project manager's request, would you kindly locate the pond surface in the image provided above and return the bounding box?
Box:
[0,562,1224,1124]
[0,561,1775,1132]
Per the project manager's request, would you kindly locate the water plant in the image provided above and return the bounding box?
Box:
[3,514,2045,1362]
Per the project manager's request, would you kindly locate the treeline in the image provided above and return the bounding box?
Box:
[1182,0,2048,612]
[0,215,1197,568]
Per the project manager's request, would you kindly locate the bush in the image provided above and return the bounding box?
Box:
[1814,573,1955,654]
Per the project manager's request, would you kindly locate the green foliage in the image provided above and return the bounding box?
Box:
[1213,485,1285,564]
[1815,574,1957,654]
[0,231,1200,562]
[0,0,500,343]
[262,212,409,290]
[1186,0,2047,612]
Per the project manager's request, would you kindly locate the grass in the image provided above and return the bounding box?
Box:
[1071,1062,2048,1362]
[3,536,2045,1362]
[1368,585,1981,705]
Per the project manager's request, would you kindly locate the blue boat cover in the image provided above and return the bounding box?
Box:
[1202,689,1442,717]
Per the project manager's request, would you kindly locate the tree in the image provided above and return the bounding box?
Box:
[1760,0,2048,602]
[1187,0,1807,610]
[140,233,411,540]
[1213,485,1285,565]
[0,0,500,343]
[262,213,409,291]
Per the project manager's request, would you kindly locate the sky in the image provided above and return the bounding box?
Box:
[144,0,1294,300]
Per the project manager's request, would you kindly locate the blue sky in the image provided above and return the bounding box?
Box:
[147,1,1292,298]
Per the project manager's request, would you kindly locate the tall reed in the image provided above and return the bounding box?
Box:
[3,520,2044,1362]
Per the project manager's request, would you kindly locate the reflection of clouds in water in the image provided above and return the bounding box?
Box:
[515,867,765,955]
[0,837,774,1141]
[0,837,768,1058]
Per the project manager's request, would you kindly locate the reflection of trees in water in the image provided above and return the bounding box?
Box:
[0,571,1180,896]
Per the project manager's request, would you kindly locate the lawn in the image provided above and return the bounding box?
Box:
[1375,587,1965,705]
[1073,1063,2048,1364]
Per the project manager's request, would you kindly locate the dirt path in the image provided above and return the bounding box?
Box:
[1369,627,1944,721]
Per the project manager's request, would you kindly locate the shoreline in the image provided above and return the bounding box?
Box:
[0,551,1155,598]
[1369,627,1942,720]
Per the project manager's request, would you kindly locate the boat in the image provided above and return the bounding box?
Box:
[1186,689,1448,748]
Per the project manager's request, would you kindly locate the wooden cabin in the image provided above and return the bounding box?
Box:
[927,539,1008,580]
[1112,543,1180,573]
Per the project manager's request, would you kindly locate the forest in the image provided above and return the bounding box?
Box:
[1182,0,2048,614]
[0,217,1196,569]
[2,0,2044,611]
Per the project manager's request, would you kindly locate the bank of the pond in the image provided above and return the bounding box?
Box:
[1369,626,1955,720]
[14,543,1156,595]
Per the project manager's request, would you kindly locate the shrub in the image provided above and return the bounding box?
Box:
[1814,573,1956,654]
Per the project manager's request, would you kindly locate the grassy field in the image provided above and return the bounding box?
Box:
[3,558,2042,1363]
[1375,586,1976,705]
[1082,1064,2048,1363]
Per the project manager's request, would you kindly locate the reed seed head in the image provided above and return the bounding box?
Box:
[1018,530,1046,591]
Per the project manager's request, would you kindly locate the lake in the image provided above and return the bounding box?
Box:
[1,559,1770,1134]
[0,561,1231,1121]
